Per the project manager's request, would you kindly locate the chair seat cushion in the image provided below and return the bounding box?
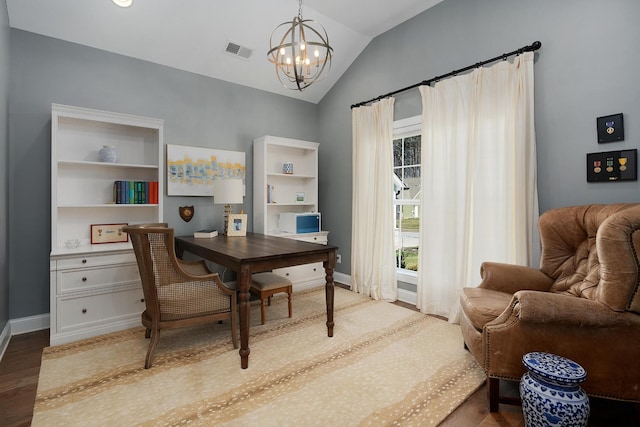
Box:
[251,272,292,291]
[460,287,513,331]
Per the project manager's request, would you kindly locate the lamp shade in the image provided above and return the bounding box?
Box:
[213,178,243,205]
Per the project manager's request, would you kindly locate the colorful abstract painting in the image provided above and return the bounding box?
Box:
[166,144,246,196]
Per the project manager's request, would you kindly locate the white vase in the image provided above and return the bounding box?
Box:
[98,145,119,163]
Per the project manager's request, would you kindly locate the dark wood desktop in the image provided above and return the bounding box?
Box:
[174,232,337,369]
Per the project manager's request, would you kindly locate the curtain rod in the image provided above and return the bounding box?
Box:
[350,40,541,109]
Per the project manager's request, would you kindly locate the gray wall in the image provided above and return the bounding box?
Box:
[8,30,318,319]
[317,0,640,276]
[8,0,640,320]
[0,0,9,331]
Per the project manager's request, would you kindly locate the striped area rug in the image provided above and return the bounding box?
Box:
[32,286,485,426]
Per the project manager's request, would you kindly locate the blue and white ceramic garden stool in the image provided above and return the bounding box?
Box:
[520,352,590,427]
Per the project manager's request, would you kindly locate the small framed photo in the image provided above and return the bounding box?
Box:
[227,213,247,237]
[296,192,305,203]
[597,113,624,143]
[91,223,129,244]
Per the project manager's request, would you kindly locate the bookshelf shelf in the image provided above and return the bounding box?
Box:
[58,160,158,169]
[266,173,316,179]
[57,204,158,208]
[266,202,316,207]
[50,103,164,346]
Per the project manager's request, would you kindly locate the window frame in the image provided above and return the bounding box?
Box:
[393,115,422,285]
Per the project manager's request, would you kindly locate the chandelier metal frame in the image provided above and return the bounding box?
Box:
[267,0,333,91]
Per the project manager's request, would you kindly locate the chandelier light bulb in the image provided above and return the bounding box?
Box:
[112,0,133,7]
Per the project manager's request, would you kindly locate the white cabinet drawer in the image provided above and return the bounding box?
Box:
[57,263,141,293]
[57,287,145,331]
[273,261,324,283]
[294,234,328,244]
[277,231,328,245]
[55,252,136,270]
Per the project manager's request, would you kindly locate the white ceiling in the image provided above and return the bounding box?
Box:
[6,0,443,104]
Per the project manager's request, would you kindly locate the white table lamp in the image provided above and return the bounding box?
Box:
[213,178,244,235]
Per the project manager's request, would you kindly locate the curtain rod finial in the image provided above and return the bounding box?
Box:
[531,41,542,50]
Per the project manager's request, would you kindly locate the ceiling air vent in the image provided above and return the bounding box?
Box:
[224,41,253,60]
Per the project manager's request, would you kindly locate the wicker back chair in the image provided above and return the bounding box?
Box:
[123,223,238,368]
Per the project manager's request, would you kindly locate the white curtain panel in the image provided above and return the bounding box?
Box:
[417,51,538,322]
[351,98,398,301]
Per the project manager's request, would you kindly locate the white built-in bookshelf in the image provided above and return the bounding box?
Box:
[50,103,164,345]
[253,135,328,290]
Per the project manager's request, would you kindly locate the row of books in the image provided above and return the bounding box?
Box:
[113,181,159,204]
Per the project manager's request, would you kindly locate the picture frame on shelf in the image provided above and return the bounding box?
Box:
[227,213,247,236]
[91,223,129,244]
[296,192,305,203]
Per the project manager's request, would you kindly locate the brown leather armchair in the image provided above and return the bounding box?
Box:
[459,204,640,411]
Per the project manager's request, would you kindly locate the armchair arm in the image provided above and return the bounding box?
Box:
[483,289,640,401]
[177,259,212,275]
[478,262,554,294]
[491,290,634,328]
[172,259,236,297]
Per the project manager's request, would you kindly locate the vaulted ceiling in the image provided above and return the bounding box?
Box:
[6,0,443,103]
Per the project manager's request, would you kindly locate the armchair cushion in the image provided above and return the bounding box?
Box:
[459,288,512,330]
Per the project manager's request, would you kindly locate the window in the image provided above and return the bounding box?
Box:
[393,116,421,283]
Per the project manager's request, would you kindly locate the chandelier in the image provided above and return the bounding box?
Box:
[268,0,333,91]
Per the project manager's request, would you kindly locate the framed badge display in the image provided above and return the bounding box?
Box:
[597,113,624,143]
[587,149,636,182]
[91,223,129,244]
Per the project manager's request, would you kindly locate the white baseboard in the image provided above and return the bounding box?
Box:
[397,288,417,305]
[334,271,351,287]
[10,313,50,335]
[0,322,11,362]
[333,272,417,306]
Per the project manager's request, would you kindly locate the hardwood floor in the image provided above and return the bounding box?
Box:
[0,329,49,427]
[1,328,639,426]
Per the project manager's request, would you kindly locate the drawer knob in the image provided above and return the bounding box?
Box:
[82,308,87,314]
[313,268,317,271]
[82,259,87,264]
[285,273,290,276]
[82,277,87,282]
[140,299,145,303]
[314,237,317,240]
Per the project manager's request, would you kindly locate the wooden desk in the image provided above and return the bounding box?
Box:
[174,232,338,369]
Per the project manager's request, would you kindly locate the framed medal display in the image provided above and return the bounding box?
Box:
[597,113,624,143]
[587,149,636,182]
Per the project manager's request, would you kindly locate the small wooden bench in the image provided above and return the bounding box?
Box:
[250,272,293,325]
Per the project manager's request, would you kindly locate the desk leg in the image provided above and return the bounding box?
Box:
[175,242,184,259]
[238,266,251,369]
[324,252,336,337]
